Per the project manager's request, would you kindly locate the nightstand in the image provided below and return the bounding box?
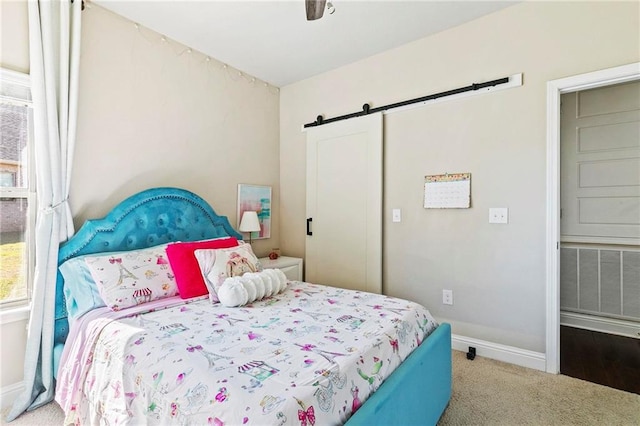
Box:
[259,256,303,281]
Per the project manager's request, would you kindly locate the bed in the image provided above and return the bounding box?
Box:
[52,187,451,425]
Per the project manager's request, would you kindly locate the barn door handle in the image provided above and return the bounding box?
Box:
[306,218,313,236]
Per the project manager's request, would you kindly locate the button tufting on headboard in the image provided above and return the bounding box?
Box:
[157,213,168,226]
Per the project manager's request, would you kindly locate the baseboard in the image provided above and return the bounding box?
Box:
[1,381,23,410]
[452,334,546,372]
[561,311,640,339]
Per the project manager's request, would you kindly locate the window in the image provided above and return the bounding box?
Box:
[0,68,34,308]
[0,172,15,187]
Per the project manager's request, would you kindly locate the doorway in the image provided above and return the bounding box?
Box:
[546,62,640,375]
[558,80,640,393]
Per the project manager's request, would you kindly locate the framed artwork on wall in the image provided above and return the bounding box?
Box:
[237,184,271,240]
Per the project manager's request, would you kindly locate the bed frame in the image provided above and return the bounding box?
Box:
[53,187,451,425]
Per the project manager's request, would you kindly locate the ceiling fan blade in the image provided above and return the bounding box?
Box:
[306,0,326,21]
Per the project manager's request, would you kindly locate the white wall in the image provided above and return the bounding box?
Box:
[279,1,640,353]
[0,0,30,401]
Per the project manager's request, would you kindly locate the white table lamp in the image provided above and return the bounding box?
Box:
[239,211,260,244]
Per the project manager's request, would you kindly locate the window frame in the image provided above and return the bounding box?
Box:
[1,67,35,309]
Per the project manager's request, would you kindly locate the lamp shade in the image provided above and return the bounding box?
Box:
[239,211,261,233]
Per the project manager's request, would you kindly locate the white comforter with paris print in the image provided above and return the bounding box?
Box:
[56,281,438,426]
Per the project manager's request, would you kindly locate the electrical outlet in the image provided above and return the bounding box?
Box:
[489,207,509,224]
[442,289,453,305]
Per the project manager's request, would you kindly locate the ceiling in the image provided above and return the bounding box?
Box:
[94,1,516,87]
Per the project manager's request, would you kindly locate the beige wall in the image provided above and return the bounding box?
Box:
[1,0,638,396]
[0,0,29,396]
[0,0,29,74]
[1,1,280,395]
[72,5,280,257]
[279,1,640,352]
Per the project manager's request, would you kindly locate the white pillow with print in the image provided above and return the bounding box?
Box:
[85,244,178,311]
[194,243,262,302]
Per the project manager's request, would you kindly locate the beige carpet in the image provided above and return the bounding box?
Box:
[438,351,639,426]
[3,350,639,425]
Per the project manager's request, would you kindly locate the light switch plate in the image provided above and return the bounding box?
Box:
[489,208,509,224]
[392,209,401,223]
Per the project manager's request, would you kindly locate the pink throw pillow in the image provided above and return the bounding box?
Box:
[166,237,239,299]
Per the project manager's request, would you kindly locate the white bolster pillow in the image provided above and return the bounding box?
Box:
[248,272,267,300]
[217,269,289,307]
[241,272,260,303]
[263,270,276,297]
[217,276,249,307]
[273,269,288,292]
[262,268,287,293]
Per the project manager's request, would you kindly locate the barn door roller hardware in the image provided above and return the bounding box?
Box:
[304,74,522,129]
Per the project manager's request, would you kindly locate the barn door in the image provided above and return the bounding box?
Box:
[305,113,382,293]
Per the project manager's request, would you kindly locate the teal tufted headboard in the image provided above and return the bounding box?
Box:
[54,187,242,377]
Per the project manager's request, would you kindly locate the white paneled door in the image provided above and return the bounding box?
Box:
[305,113,382,293]
[561,81,640,245]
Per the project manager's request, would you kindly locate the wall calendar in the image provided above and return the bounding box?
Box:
[424,173,471,209]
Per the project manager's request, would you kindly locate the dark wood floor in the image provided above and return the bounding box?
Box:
[560,325,640,394]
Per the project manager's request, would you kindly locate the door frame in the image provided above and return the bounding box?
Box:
[545,62,640,374]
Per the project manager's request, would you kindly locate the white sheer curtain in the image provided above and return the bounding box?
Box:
[7,0,81,421]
